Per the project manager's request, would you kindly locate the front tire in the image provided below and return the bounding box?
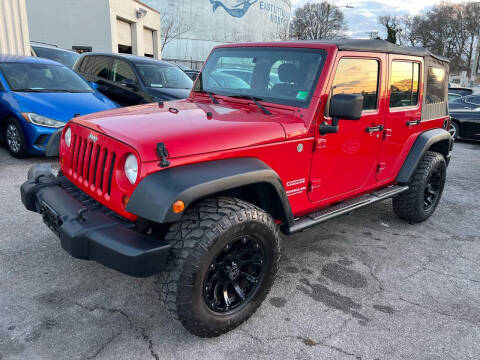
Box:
[156,197,281,337]
[393,151,446,223]
[4,118,28,158]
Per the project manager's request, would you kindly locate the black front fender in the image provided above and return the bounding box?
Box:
[126,158,294,226]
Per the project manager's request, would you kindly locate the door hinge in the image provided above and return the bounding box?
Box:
[313,138,327,152]
[157,142,170,168]
[383,129,392,139]
[308,179,322,192]
[376,162,386,173]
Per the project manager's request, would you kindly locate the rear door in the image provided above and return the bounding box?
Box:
[90,56,113,97]
[109,59,145,106]
[308,54,386,203]
[376,56,423,182]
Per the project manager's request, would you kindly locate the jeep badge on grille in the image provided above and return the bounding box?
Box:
[88,133,98,142]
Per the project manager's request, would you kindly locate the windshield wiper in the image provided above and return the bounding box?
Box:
[230,95,271,115]
[205,91,219,104]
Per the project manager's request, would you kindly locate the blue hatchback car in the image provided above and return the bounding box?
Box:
[0,55,118,158]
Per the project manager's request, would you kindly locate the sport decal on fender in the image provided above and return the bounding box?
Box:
[286,178,305,187]
[286,186,307,197]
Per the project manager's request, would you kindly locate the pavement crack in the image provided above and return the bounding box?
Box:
[396,297,480,325]
[74,302,159,360]
[425,268,480,284]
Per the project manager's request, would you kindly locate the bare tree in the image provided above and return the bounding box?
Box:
[290,2,346,40]
[378,15,401,44]
[161,13,193,52]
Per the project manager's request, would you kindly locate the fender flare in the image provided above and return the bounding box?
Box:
[396,128,452,185]
[126,157,295,226]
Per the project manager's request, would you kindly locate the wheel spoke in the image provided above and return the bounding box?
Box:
[240,271,258,284]
[223,287,231,307]
[239,258,263,266]
[233,281,245,301]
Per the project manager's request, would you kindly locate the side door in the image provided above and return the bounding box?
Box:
[90,56,113,97]
[308,54,386,203]
[376,56,422,182]
[109,59,145,106]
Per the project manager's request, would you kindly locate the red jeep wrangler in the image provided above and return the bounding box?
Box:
[21,40,452,337]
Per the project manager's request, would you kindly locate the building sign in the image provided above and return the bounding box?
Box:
[209,0,289,27]
[209,0,259,18]
[259,1,289,26]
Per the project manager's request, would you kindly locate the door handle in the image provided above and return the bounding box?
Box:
[406,119,421,126]
[366,124,384,134]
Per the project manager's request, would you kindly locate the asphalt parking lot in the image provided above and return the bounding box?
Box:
[1,141,479,360]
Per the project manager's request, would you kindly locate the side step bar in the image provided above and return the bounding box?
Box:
[284,185,409,234]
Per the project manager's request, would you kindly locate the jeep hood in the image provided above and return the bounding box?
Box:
[74,100,287,162]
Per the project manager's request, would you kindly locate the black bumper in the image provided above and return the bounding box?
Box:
[20,164,171,277]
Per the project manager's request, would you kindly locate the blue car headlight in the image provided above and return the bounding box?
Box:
[22,113,65,128]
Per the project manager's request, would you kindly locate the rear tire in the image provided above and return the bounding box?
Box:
[156,197,281,337]
[393,151,446,223]
[449,121,460,140]
[4,118,28,158]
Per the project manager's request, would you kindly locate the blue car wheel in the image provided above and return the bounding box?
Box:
[4,118,28,158]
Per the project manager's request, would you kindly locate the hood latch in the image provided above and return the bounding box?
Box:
[157,142,170,168]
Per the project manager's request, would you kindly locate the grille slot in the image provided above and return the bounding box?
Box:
[68,134,116,197]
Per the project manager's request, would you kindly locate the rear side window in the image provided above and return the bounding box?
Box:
[111,59,137,83]
[91,56,111,80]
[390,61,420,108]
[331,58,379,110]
[78,56,92,73]
[426,67,446,104]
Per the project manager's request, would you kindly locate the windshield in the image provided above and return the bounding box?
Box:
[196,47,327,107]
[136,63,193,89]
[0,62,92,92]
[32,46,80,68]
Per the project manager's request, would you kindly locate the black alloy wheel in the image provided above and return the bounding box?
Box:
[203,235,265,314]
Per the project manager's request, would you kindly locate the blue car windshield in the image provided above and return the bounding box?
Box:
[196,47,327,108]
[0,62,92,93]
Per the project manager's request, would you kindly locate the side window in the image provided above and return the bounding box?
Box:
[426,67,446,104]
[78,56,90,73]
[91,56,111,80]
[111,59,137,83]
[390,61,420,108]
[331,58,379,110]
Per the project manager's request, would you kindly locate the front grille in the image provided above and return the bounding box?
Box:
[69,134,116,196]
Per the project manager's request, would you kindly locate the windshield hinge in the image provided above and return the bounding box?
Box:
[157,142,170,168]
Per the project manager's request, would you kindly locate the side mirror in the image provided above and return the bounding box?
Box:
[319,94,364,135]
[121,78,137,89]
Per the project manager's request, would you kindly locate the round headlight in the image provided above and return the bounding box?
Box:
[125,154,138,185]
[64,128,72,147]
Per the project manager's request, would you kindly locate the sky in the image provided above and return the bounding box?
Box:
[290,0,472,39]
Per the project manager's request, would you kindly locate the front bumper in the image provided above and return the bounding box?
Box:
[20,164,171,277]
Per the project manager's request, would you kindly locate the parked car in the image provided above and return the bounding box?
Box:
[449,108,480,140]
[74,53,193,106]
[22,40,452,337]
[31,42,80,69]
[448,86,473,97]
[177,65,200,81]
[448,94,480,110]
[0,56,118,158]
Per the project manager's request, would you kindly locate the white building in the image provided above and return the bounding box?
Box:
[0,0,30,55]
[143,0,291,68]
[26,0,162,58]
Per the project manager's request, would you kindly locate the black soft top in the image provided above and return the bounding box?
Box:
[305,39,449,63]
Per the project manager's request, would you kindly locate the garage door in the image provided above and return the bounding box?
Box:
[117,19,132,46]
[144,28,154,57]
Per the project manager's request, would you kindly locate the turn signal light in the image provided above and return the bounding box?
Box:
[122,195,130,209]
[172,200,185,213]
